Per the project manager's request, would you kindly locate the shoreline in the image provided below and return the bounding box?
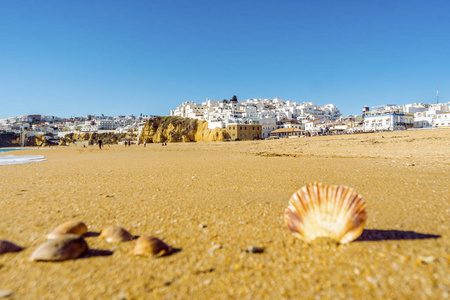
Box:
[1,126,449,149]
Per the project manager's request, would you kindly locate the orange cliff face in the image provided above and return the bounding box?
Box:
[139,117,230,143]
[194,120,230,142]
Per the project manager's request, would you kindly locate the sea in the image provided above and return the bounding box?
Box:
[0,148,24,153]
[0,148,47,165]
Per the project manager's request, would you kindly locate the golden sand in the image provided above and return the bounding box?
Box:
[0,129,449,299]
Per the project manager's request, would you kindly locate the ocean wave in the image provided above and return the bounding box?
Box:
[0,155,47,166]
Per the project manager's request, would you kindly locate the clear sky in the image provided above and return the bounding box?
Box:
[1,0,449,118]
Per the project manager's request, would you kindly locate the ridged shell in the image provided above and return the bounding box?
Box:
[133,236,173,257]
[0,240,22,254]
[100,226,134,243]
[47,221,88,239]
[285,182,367,244]
[30,234,88,261]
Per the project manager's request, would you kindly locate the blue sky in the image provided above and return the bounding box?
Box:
[1,0,449,118]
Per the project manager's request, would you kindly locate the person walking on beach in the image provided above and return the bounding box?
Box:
[144,141,146,147]
[98,139,103,150]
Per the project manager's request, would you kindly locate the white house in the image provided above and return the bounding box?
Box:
[433,112,450,128]
[412,102,449,128]
[413,111,433,128]
[363,113,413,131]
[305,118,325,132]
[95,119,115,130]
[258,118,277,139]
[81,125,98,132]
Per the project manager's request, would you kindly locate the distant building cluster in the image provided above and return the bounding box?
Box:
[362,102,450,131]
[170,97,343,139]
[171,97,450,139]
[0,114,153,144]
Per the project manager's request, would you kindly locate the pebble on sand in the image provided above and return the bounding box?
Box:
[30,234,88,262]
[133,236,173,257]
[417,255,436,264]
[0,240,22,255]
[47,221,88,239]
[245,246,264,254]
[0,290,13,298]
[100,225,134,243]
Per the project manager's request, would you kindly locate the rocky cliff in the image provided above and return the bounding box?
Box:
[0,133,20,147]
[1,132,135,147]
[59,132,132,145]
[28,134,52,146]
[139,117,230,143]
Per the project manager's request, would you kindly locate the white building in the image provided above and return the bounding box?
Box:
[411,102,449,128]
[258,118,277,139]
[305,118,325,132]
[413,111,434,128]
[433,111,450,128]
[95,119,115,130]
[81,125,98,132]
[400,103,428,114]
[363,113,413,131]
[170,98,343,135]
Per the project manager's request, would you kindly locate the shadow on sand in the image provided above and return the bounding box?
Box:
[84,231,100,238]
[356,229,441,242]
[81,249,114,258]
[169,248,182,256]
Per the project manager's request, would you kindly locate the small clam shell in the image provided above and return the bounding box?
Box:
[100,226,134,243]
[133,236,173,257]
[285,182,367,244]
[0,240,22,254]
[47,221,88,239]
[31,234,88,261]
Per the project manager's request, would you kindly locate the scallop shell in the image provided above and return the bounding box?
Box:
[284,182,367,244]
[30,234,88,261]
[100,226,134,243]
[47,221,88,239]
[133,236,173,257]
[0,240,22,255]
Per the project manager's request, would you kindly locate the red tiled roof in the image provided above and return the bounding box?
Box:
[306,118,324,123]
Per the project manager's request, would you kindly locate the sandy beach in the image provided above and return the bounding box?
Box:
[0,129,449,299]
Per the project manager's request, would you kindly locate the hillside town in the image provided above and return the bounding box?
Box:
[1,97,449,145]
[171,97,450,139]
[0,114,151,146]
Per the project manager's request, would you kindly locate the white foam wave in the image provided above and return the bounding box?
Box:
[0,155,47,166]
